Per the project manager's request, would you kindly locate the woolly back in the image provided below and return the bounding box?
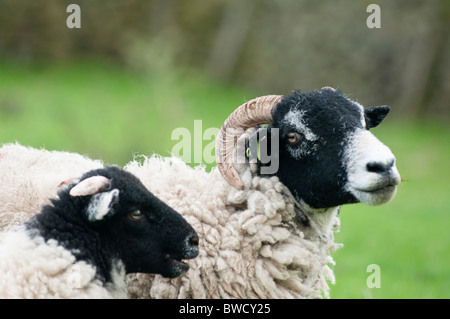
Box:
[0,143,103,231]
[125,136,341,299]
[0,226,127,298]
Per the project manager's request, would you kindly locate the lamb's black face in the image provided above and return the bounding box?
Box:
[266,89,400,209]
[70,167,199,278]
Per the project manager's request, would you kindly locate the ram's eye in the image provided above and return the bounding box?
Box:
[128,209,144,221]
[286,132,302,145]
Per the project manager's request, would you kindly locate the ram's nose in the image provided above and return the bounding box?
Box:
[366,159,394,174]
[365,158,401,186]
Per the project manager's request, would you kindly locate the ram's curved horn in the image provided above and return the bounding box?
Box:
[215,95,283,189]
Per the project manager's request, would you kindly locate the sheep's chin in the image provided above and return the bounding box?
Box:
[349,184,397,206]
[162,256,190,278]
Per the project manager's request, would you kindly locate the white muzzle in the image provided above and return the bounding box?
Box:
[345,129,401,206]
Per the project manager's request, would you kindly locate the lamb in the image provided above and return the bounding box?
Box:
[0,87,401,298]
[0,166,199,298]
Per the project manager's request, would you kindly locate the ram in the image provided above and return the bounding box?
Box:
[0,166,198,298]
[128,87,400,299]
[0,87,400,298]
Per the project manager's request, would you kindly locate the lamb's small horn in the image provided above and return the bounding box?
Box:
[215,95,283,189]
[69,176,111,197]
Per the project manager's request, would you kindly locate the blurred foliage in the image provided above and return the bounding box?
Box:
[0,0,448,119]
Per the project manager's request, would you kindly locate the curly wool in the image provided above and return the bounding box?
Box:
[0,143,103,231]
[0,226,127,298]
[0,142,341,298]
[125,154,341,299]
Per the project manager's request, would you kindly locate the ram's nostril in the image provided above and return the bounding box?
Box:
[366,160,394,174]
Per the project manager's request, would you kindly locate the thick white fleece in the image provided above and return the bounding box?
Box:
[0,143,103,231]
[125,155,341,299]
[0,142,341,298]
[0,226,127,298]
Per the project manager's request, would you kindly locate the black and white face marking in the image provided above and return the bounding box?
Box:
[281,109,319,159]
[85,189,120,221]
[267,88,400,209]
[344,128,400,205]
[81,167,200,278]
[34,166,199,281]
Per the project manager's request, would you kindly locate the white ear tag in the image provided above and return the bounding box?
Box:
[86,189,120,221]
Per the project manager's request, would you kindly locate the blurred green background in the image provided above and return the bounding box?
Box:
[0,0,449,298]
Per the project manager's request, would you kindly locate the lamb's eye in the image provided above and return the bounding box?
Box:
[128,209,144,221]
[286,132,302,145]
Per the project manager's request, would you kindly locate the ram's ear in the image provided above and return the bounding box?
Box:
[86,189,120,221]
[365,106,390,129]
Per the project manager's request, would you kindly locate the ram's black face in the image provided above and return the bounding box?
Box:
[264,89,400,209]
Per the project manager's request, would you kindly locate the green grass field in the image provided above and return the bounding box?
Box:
[1,61,449,298]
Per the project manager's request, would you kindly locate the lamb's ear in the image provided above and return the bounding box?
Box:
[69,176,111,197]
[58,176,80,189]
[69,175,118,221]
[364,106,390,129]
[86,189,120,221]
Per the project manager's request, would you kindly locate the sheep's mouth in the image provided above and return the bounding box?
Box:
[356,184,396,195]
[164,255,190,278]
[349,184,397,206]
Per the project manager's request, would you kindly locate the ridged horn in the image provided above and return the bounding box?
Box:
[216,95,283,189]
